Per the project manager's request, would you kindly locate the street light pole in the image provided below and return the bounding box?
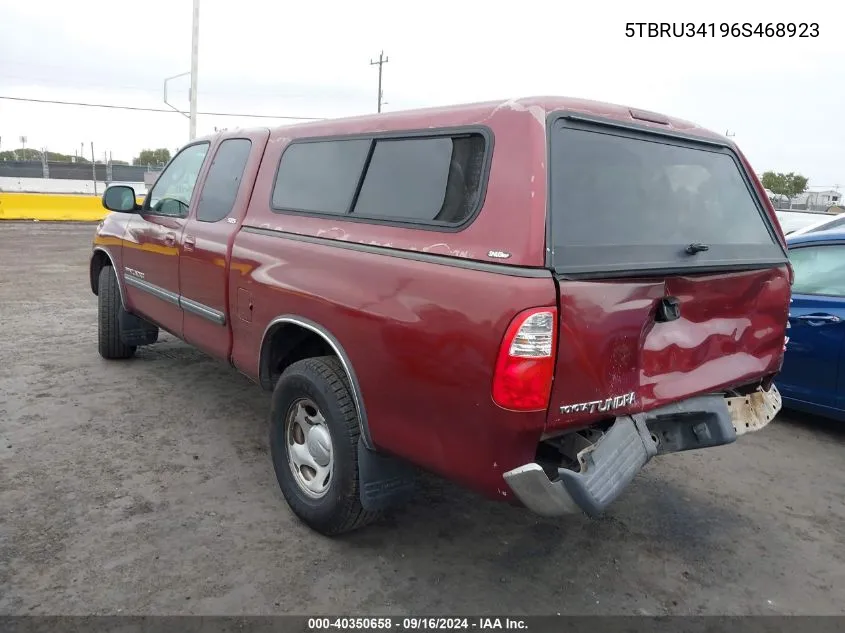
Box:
[163,72,191,117]
[189,0,200,140]
[162,0,199,141]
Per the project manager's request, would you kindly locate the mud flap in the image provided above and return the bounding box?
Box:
[357,438,416,512]
[118,307,159,346]
[556,415,659,518]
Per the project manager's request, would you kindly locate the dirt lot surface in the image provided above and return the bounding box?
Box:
[1,222,844,616]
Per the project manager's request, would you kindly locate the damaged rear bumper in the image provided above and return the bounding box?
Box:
[503,386,781,518]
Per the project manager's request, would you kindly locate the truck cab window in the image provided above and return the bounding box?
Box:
[146,142,210,217]
[196,139,252,223]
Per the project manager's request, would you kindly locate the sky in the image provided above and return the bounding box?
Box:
[0,0,843,189]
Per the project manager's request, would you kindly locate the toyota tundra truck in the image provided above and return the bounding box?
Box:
[90,96,791,535]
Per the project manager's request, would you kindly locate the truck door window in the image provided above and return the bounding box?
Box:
[789,245,845,297]
[196,138,252,223]
[146,142,210,217]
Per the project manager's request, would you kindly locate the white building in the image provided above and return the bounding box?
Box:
[793,189,841,207]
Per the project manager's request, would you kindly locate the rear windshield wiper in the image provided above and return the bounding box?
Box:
[685,243,710,255]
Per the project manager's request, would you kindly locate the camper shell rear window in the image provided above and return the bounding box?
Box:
[547,116,788,276]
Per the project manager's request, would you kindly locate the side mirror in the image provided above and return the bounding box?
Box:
[102,185,139,213]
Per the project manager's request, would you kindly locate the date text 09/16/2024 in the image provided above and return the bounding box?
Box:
[308,618,528,631]
[625,22,819,38]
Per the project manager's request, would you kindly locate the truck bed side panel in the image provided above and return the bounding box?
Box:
[229,229,557,499]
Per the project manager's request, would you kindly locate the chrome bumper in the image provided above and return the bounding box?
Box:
[504,387,781,518]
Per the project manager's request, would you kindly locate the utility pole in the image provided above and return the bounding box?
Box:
[370,50,389,113]
[91,142,97,196]
[189,0,200,140]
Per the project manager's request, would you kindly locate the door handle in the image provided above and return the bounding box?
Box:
[164,232,176,247]
[184,235,196,251]
[790,313,842,324]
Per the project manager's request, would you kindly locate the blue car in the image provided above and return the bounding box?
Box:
[780,226,845,420]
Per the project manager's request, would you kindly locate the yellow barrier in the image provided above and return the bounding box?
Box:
[0,192,108,221]
[0,193,147,221]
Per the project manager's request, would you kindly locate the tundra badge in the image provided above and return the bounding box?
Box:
[560,391,636,414]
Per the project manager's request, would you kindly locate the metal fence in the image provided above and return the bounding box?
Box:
[0,161,162,182]
[770,200,841,213]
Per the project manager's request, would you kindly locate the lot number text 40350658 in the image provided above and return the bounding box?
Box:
[307,618,528,631]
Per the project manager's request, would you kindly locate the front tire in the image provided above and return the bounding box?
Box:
[270,356,380,535]
[97,266,136,360]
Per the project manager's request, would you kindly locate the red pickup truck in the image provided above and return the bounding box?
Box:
[90,96,790,535]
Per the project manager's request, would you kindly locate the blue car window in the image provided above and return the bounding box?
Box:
[790,245,845,296]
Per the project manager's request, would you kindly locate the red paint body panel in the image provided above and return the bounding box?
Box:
[93,214,129,270]
[547,268,790,432]
[91,96,790,504]
[122,213,185,334]
[180,129,270,359]
[229,231,556,495]
[245,101,548,267]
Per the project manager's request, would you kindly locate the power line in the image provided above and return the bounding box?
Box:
[0,72,156,94]
[0,72,328,101]
[0,95,323,120]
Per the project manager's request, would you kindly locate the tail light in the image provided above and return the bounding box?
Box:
[492,307,558,411]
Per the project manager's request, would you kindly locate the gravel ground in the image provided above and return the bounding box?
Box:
[1,221,844,616]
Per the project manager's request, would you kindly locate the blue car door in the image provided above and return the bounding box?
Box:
[778,242,845,412]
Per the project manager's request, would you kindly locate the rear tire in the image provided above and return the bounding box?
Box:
[97,266,136,360]
[269,356,381,535]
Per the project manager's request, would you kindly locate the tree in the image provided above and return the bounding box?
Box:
[761,171,809,207]
[44,151,91,163]
[0,148,43,161]
[133,148,171,167]
[0,149,91,162]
